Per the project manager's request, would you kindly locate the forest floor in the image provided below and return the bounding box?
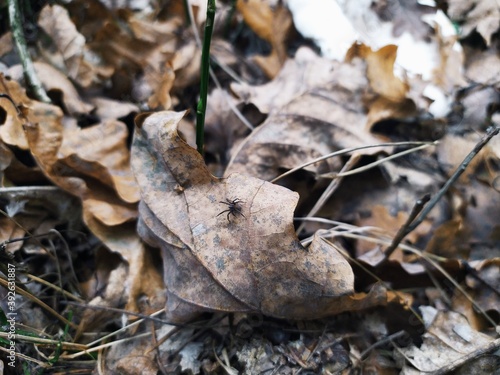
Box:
[0,0,499,374]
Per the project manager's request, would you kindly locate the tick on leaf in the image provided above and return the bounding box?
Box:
[217,198,245,222]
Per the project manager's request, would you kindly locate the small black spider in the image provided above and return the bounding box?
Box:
[217,198,245,222]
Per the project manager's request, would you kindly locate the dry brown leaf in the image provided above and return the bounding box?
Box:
[124,8,182,44]
[447,0,500,45]
[227,136,327,212]
[252,50,283,79]
[437,132,500,248]
[131,111,386,321]
[355,205,426,260]
[34,117,139,208]
[146,62,175,110]
[8,62,94,115]
[170,41,201,91]
[464,46,500,84]
[452,289,491,332]
[118,8,183,109]
[424,218,470,258]
[75,262,129,338]
[468,259,500,307]
[347,44,408,102]
[0,75,34,149]
[231,47,342,114]
[369,0,436,40]
[0,186,82,237]
[433,26,466,91]
[1,154,47,186]
[0,216,25,252]
[0,140,14,180]
[37,5,89,83]
[237,0,274,42]
[484,136,500,187]
[90,97,139,120]
[236,0,292,78]
[105,322,160,374]
[20,99,144,284]
[24,115,140,250]
[48,1,118,88]
[204,88,250,170]
[82,218,165,315]
[465,180,500,247]
[228,45,439,239]
[0,32,13,57]
[437,134,482,182]
[397,307,496,373]
[58,119,140,204]
[80,6,191,109]
[0,185,84,307]
[446,84,499,134]
[365,97,417,132]
[91,19,154,69]
[228,48,390,183]
[25,114,138,220]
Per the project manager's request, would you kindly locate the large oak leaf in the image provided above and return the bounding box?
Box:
[131,111,380,321]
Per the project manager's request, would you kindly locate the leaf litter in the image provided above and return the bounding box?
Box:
[0,0,499,374]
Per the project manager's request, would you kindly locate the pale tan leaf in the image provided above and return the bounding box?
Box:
[448,0,500,45]
[38,4,86,80]
[8,62,94,115]
[131,111,380,321]
[398,308,495,373]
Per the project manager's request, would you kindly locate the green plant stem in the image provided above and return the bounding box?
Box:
[8,0,50,103]
[182,0,191,26]
[49,310,73,365]
[196,0,216,156]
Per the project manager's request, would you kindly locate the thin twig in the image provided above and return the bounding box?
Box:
[360,330,407,360]
[407,125,500,233]
[324,228,498,326]
[296,153,361,235]
[0,277,76,328]
[63,301,187,327]
[8,0,50,103]
[382,194,430,260]
[271,141,436,184]
[49,229,81,296]
[26,274,84,302]
[322,142,438,179]
[0,344,50,367]
[305,324,328,362]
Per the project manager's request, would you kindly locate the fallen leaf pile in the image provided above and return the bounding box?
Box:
[0,0,498,374]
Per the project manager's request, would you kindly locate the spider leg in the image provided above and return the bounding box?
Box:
[234,207,245,218]
[217,209,229,217]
